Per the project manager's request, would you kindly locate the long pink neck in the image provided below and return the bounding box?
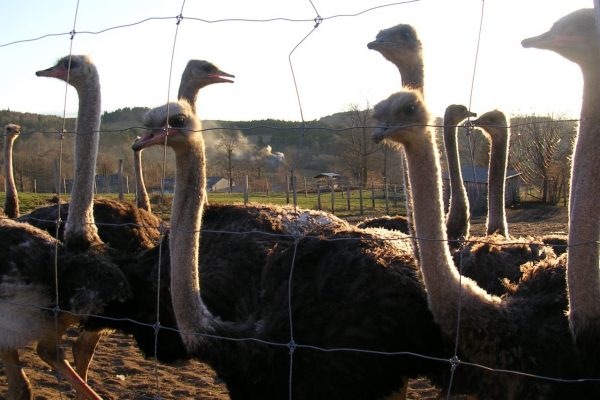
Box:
[443,120,469,240]
[64,74,102,249]
[169,132,211,350]
[133,149,151,212]
[485,128,509,237]
[567,63,600,338]
[404,132,500,340]
[3,135,19,218]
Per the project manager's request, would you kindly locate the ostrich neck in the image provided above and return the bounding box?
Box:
[404,134,499,336]
[397,60,424,96]
[486,130,508,237]
[169,136,211,350]
[443,121,469,240]
[567,66,600,334]
[3,135,19,218]
[177,71,201,114]
[133,150,151,212]
[64,76,102,249]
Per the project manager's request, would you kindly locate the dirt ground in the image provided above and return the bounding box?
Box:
[0,203,568,399]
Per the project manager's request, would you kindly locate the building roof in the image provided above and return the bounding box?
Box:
[314,172,341,179]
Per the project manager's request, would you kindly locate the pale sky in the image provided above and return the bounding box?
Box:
[0,0,593,122]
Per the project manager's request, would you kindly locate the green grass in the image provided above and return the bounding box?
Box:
[5,190,407,221]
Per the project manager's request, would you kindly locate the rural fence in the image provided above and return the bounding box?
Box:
[0,1,597,400]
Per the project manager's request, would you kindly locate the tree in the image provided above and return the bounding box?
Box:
[216,131,242,194]
[338,103,380,186]
[510,114,576,204]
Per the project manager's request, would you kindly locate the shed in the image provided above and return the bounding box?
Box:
[207,176,232,192]
[442,166,521,213]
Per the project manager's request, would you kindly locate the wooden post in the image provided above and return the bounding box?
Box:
[63,178,67,194]
[330,177,335,214]
[53,160,60,194]
[125,175,130,194]
[244,174,249,205]
[292,174,298,208]
[393,184,398,208]
[118,159,124,200]
[304,176,308,197]
[371,179,375,208]
[346,183,351,211]
[317,183,321,210]
[266,178,270,197]
[359,184,364,215]
[33,179,37,194]
[105,172,110,194]
[285,175,290,204]
[384,176,390,215]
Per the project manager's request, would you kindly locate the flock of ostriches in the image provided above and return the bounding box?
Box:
[0,8,599,400]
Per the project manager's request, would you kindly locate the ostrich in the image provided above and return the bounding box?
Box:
[442,105,476,242]
[453,110,551,295]
[0,55,131,400]
[124,99,452,399]
[131,59,234,212]
[65,60,236,391]
[471,111,510,237]
[132,141,151,212]
[178,59,234,114]
[366,24,422,245]
[522,7,600,371]
[371,88,600,398]
[3,124,21,218]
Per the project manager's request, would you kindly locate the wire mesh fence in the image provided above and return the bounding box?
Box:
[0,1,598,400]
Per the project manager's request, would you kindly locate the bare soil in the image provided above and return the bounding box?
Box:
[0,203,568,399]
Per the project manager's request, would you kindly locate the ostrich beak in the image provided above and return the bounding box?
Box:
[468,111,477,118]
[208,69,235,84]
[132,129,170,151]
[36,66,64,79]
[372,125,391,144]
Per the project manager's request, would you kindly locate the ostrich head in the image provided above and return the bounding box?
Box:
[367,24,422,69]
[444,105,477,125]
[522,8,599,68]
[35,55,98,89]
[371,90,429,147]
[470,110,508,140]
[133,100,201,152]
[4,124,21,139]
[181,59,234,89]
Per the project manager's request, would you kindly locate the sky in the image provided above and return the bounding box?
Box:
[0,0,594,122]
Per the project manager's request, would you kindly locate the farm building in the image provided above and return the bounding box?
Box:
[207,176,232,192]
[442,166,521,213]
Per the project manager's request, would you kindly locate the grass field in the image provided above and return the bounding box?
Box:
[5,190,408,221]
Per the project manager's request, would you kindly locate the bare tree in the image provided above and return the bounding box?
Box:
[216,131,241,194]
[510,114,576,203]
[338,103,380,187]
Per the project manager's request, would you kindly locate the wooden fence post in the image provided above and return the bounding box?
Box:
[304,176,308,197]
[346,183,351,211]
[330,178,335,214]
[371,179,375,208]
[317,183,321,210]
[359,184,364,215]
[33,179,37,194]
[266,178,270,197]
[285,175,290,204]
[118,159,124,200]
[384,176,390,215]
[244,174,249,205]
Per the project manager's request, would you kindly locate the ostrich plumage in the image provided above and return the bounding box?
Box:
[0,55,131,400]
[371,88,600,399]
[3,124,21,219]
[120,99,459,400]
[523,7,600,374]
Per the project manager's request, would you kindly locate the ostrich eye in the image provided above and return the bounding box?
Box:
[403,104,416,116]
[168,114,187,128]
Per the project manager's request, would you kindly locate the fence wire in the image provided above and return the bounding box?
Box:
[0,1,597,399]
